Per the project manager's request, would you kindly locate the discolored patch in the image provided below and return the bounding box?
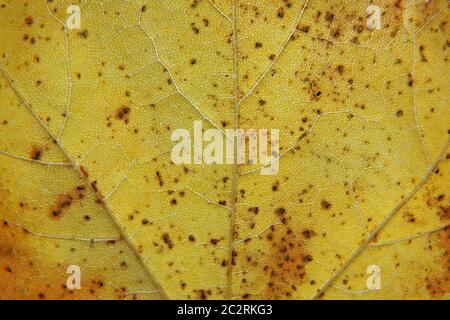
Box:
[49,186,86,219]
[426,227,450,299]
[193,289,211,300]
[263,225,312,299]
[0,223,78,299]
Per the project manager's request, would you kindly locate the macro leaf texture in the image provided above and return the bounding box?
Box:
[0,0,449,300]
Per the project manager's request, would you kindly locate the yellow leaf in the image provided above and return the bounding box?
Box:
[0,0,448,300]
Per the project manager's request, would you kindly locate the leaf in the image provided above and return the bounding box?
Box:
[0,0,448,300]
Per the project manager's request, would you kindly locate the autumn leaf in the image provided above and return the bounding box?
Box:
[0,0,448,300]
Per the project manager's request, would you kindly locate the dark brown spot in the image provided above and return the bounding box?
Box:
[115,106,131,124]
[30,146,43,160]
[24,16,34,26]
[162,233,174,249]
[321,199,332,210]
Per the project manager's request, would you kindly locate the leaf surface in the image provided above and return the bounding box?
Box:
[0,0,448,299]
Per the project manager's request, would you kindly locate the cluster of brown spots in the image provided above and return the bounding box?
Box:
[30,146,43,160]
[49,186,86,219]
[263,225,312,299]
[426,227,450,298]
[403,211,416,223]
[115,106,131,124]
[191,23,200,34]
[87,279,107,295]
[431,191,450,221]
[302,76,322,101]
[22,33,36,45]
[193,289,211,300]
[353,17,367,34]
[162,233,174,249]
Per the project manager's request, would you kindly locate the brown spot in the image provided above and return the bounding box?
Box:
[80,166,89,177]
[302,229,316,239]
[115,106,131,124]
[407,73,414,87]
[91,181,98,192]
[321,199,332,210]
[30,147,43,160]
[162,233,174,249]
[77,30,89,39]
[24,16,33,26]
[248,207,259,214]
[274,207,286,217]
[297,25,310,33]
